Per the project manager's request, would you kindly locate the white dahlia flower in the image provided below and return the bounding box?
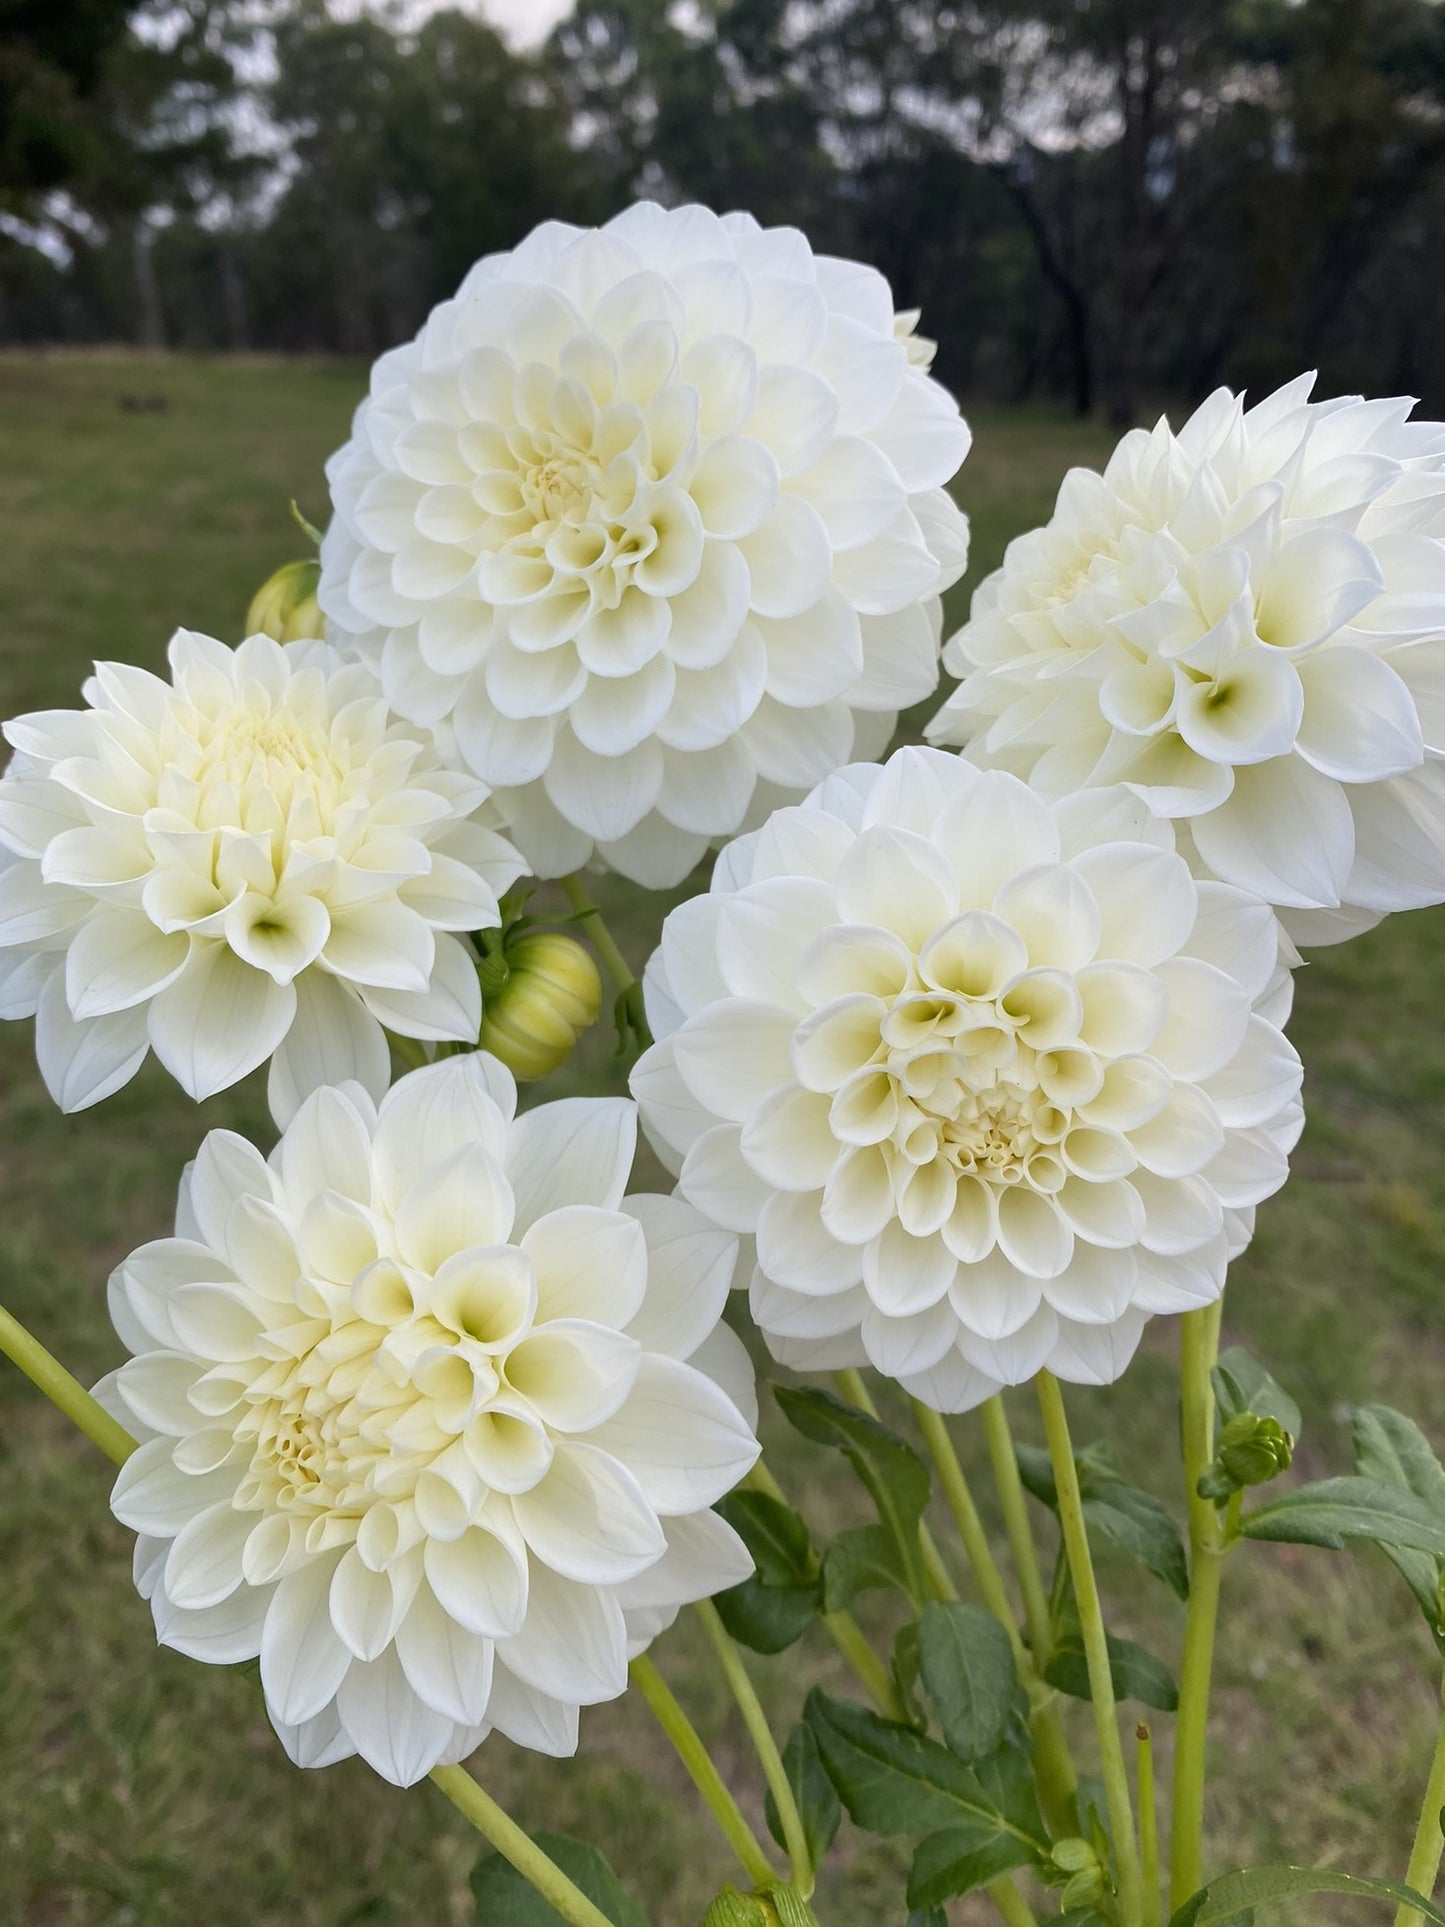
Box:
[928,375,1445,942]
[318,201,972,888]
[97,1056,758,1786]
[632,747,1302,1411]
[0,631,527,1120]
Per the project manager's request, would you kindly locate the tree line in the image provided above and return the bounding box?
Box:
[4,0,1444,423]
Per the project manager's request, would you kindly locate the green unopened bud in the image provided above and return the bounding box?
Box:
[478,929,602,1080]
[699,1891,771,1927]
[698,1891,819,1927]
[246,558,323,642]
[1050,1836,1105,1907]
[1198,1411,1294,1501]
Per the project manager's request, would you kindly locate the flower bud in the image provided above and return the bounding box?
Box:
[245,558,323,642]
[699,1891,820,1927]
[700,1892,771,1927]
[478,929,603,1080]
[1050,1836,1106,1908]
[1198,1412,1295,1501]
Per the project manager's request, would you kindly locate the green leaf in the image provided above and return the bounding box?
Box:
[916,1601,1019,1763]
[1014,1442,1188,1599]
[713,1578,818,1656]
[803,1690,1049,1859]
[907,1826,1034,1908]
[1242,1477,1445,1557]
[1045,1632,1178,1711]
[1212,1348,1302,1442]
[712,1491,820,1655]
[907,1912,948,1927]
[717,1491,817,1586]
[470,1834,651,1926]
[775,1387,930,1606]
[822,1523,913,1613]
[1352,1406,1445,1640]
[893,1620,928,1730]
[764,1723,841,1870]
[1169,1865,1445,1925]
[1056,1913,1111,1927]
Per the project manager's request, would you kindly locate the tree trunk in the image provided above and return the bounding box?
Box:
[130,218,166,352]
[1107,33,1159,428]
[994,160,1095,417]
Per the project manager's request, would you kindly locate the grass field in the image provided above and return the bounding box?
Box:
[0,352,1441,1925]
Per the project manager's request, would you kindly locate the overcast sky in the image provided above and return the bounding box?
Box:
[477,0,576,44]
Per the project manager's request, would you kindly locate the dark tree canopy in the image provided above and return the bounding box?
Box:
[3,0,1444,420]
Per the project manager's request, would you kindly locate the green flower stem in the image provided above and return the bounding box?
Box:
[988,1875,1038,1926]
[912,1400,1025,1658]
[559,874,653,1047]
[386,1030,430,1072]
[742,1460,907,1721]
[1170,1300,1227,1910]
[1137,1722,1160,1927]
[977,1393,1080,1837]
[0,1302,648,1927]
[0,1299,135,1467]
[629,1655,778,1888]
[1037,1371,1144,1927]
[697,1599,815,1897]
[1395,1676,1445,1927]
[979,1395,1054,1663]
[430,1766,617,1927]
[832,1368,958,1603]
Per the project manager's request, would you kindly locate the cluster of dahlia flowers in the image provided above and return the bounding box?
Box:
[3,202,1442,1835]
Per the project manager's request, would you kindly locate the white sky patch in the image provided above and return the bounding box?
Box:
[462,0,577,45]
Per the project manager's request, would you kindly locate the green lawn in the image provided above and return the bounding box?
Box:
[0,353,1440,1925]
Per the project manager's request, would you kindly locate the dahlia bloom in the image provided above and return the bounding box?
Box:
[98,1056,758,1785]
[318,201,972,888]
[0,631,526,1119]
[632,748,1302,1410]
[928,376,1445,942]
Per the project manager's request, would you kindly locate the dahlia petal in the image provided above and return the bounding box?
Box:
[424,1522,529,1639]
[672,999,795,1121]
[394,1585,496,1726]
[496,1565,629,1706]
[484,1664,579,1757]
[35,972,150,1112]
[620,1193,737,1359]
[506,1095,636,1232]
[147,947,297,1102]
[524,1206,648,1330]
[335,1647,458,1787]
[260,1554,353,1728]
[1189,754,1354,909]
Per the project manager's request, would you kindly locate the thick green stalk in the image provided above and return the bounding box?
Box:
[977,1393,1081,1835]
[1170,1300,1227,1909]
[1395,1677,1445,1926]
[912,1400,1025,1660]
[832,1368,958,1603]
[559,874,653,1046]
[743,1459,907,1720]
[1037,1372,1144,1927]
[0,1301,644,1927]
[629,1656,777,1888]
[988,1874,1038,1925]
[0,1300,135,1467]
[696,1600,814,1897]
[431,1767,616,1927]
[1138,1722,1160,1927]
[979,1395,1054,1664]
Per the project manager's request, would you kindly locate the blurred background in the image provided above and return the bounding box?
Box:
[4,3,1445,1924]
[4,0,1445,420]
